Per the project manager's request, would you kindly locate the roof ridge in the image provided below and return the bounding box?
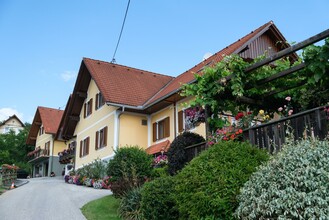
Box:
[83,57,174,79]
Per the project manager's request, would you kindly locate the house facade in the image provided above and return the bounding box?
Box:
[56,21,296,169]
[26,107,66,177]
[0,115,25,134]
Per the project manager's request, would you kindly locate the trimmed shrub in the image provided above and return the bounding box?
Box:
[150,166,169,179]
[141,176,178,220]
[167,132,205,175]
[107,146,152,197]
[174,141,269,220]
[107,146,153,180]
[118,187,144,220]
[235,139,329,219]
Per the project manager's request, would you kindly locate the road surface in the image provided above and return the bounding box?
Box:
[0,176,112,220]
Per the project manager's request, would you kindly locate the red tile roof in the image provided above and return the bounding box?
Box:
[145,140,170,155]
[38,107,64,134]
[83,58,174,107]
[144,21,274,106]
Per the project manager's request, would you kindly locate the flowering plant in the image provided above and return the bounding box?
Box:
[102,176,113,189]
[278,96,294,117]
[208,126,243,146]
[258,109,271,122]
[93,179,104,189]
[153,154,168,168]
[234,111,254,129]
[83,178,93,187]
[184,106,205,130]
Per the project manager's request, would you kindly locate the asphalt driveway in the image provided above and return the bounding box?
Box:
[0,176,112,220]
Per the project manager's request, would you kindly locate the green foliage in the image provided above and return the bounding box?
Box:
[0,123,33,171]
[107,146,153,180]
[77,158,107,179]
[235,139,329,219]
[107,146,152,198]
[181,39,329,131]
[118,187,144,220]
[141,176,179,220]
[174,141,269,220]
[150,166,169,179]
[167,132,205,175]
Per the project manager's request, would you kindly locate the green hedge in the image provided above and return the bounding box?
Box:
[174,141,269,219]
[141,176,178,220]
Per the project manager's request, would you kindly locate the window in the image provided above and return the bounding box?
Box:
[95,92,105,110]
[79,137,90,157]
[39,126,44,136]
[95,126,108,150]
[45,141,50,156]
[153,117,170,142]
[84,98,93,118]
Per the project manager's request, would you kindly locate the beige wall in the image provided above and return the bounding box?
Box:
[150,105,175,145]
[119,113,148,149]
[74,79,118,168]
[53,140,66,156]
[35,129,53,150]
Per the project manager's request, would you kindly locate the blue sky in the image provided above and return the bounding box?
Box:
[1,0,328,123]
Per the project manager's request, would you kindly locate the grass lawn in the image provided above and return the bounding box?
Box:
[81,195,121,220]
[0,186,7,195]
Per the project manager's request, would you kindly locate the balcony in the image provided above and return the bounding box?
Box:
[59,148,75,164]
[27,147,50,163]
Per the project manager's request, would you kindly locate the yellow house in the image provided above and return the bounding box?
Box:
[57,21,296,169]
[26,107,66,177]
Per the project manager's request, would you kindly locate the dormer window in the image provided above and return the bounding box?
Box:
[95,92,105,110]
[84,98,93,118]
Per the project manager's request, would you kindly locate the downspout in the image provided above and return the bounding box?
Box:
[49,136,54,177]
[116,106,125,151]
[174,102,177,138]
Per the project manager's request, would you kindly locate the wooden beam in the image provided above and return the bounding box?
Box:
[76,91,87,98]
[69,115,80,121]
[245,63,306,89]
[236,96,262,105]
[244,29,329,73]
[30,137,37,140]
[257,63,306,85]
[34,122,41,126]
[264,80,307,97]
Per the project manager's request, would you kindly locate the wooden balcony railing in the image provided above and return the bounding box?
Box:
[184,106,329,161]
[243,106,328,153]
[27,149,50,161]
[59,148,75,164]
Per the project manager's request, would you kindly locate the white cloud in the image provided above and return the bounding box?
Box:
[0,108,24,122]
[61,71,77,82]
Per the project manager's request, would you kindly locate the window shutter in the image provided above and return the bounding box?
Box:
[86,137,90,155]
[178,110,184,132]
[95,131,99,150]
[104,126,108,146]
[95,93,99,110]
[83,103,86,118]
[80,140,83,157]
[164,117,170,138]
[90,98,93,114]
[153,122,157,142]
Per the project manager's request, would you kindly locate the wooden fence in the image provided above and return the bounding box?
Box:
[243,106,328,153]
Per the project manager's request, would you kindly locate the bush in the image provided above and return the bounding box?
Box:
[118,187,143,220]
[167,132,205,175]
[174,141,269,220]
[150,166,169,179]
[77,158,107,179]
[140,176,179,220]
[235,139,329,219]
[107,146,152,197]
[107,146,153,180]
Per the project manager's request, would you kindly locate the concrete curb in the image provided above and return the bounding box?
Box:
[14,179,29,188]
